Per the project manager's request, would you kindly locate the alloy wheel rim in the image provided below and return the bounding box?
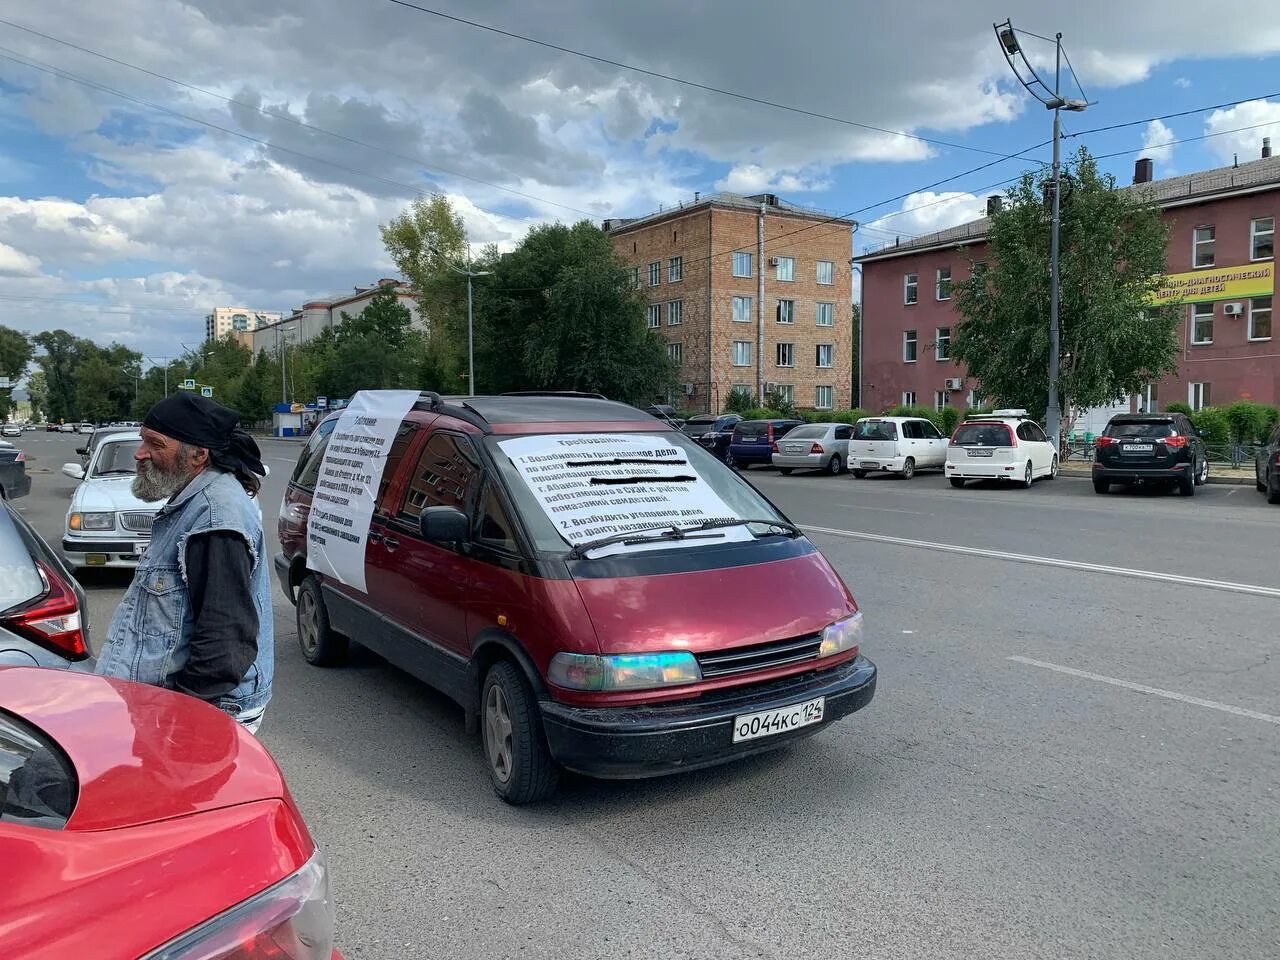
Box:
[484,684,515,784]
[1026,463,1032,485]
[298,591,318,655]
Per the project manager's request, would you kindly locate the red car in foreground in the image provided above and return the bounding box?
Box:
[0,667,341,959]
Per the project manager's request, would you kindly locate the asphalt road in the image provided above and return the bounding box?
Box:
[15,434,1280,959]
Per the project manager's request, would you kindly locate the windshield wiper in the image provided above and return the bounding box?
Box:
[690,517,802,537]
[568,517,801,559]
[94,470,136,477]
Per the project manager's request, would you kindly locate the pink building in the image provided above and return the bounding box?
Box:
[856,144,1279,426]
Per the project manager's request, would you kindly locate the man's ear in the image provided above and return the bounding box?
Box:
[191,446,211,469]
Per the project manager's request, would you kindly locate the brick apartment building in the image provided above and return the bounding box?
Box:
[605,192,854,414]
[856,142,1279,431]
[241,279,421,354]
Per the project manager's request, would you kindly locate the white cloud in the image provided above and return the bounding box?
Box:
[1140,119,1175,165]
[715,164,830,195]
[864,191,984,243]
[1204,99,1280,164]
[0,243,41,277]
[1174,77,1192,89]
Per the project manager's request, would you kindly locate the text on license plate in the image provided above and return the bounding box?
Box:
[967,448,994,457]
[732,696,825,743]
[1124,444,1154,452]
[133,542,148,556]
[860,460,878,468]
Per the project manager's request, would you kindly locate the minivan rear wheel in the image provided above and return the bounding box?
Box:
[481,660,559,805]
[900,457,915,480]
[296,575,348,667]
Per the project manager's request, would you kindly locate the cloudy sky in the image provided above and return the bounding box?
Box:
[2,0,1280,359]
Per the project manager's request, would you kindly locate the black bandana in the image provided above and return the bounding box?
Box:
[142,392,265,478]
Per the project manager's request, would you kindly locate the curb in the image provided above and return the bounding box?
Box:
[1058,465,1255,486]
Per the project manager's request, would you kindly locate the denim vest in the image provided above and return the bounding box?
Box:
[96,468,273,717]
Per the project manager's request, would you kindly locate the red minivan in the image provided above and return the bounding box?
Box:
[276,393,876,803]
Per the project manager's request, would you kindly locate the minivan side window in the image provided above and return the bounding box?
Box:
[475,481,518,552]
[1016,423,1034,442]
[290,418,339,490]
[919,420,942,440]
[375,422,420,514]
[902,421,922,440]
[398,432,480,524]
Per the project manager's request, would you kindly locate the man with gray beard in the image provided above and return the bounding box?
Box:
[96,392,274,733]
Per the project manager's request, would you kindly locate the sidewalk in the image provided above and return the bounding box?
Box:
[1059,461,1255,485]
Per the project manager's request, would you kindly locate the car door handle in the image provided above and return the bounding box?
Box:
[382,536,400,551]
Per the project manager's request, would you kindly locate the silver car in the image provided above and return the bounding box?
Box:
[770,422,854,476]
[0,500,92,669]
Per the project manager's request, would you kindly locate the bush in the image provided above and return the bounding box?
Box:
[888,404,947,432]
[763,389,797,418]
[1164,401,1194,416]
[723,388,755,414]
[1189,406,1230,444]
[940,406,963,434]
[1223,400,1277,444]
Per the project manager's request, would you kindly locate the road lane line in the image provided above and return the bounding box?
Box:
[800,524,1280,599]
[1008,656,1280,725]
[267,457,297,463]
[835,503,928,516]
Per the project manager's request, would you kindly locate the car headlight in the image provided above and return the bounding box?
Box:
[819,611,862,658]
[548,651,702,691]
[69,512,115,531]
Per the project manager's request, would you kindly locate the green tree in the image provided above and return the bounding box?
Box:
[336,288,415,349]
[951,149,1180,429]
[0,326,33,420]
[76,355,127,423]
[24,370,47,422]
[33,330,84,422]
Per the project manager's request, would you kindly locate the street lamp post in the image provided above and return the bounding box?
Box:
[275,324,295,404]
[994,20,1090,448]
[431,246,492,396]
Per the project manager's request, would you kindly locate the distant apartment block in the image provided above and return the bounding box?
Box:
[205,307,282,342]
[240,279,421,353]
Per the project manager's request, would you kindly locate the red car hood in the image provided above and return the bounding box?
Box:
[0,666,286,831]
[573,550,854,655]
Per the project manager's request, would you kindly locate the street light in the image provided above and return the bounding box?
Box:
[146,356,175,396]
[275,323,296,404]
[994,19,1092,448]
[431,246,492,396]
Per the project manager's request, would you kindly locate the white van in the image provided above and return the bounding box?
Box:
[849,416,948,479]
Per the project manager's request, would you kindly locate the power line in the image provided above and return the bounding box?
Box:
[382,0,1041,164]
[1089,117,1280,162]
[1068,92,1280,139]
[0,17,600,218]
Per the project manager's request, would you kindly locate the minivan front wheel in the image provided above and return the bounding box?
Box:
[481,661,559,805]
[296,575,348,667]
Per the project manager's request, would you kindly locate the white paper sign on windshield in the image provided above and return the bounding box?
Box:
[497,434,750,555]
[306,389,420,592]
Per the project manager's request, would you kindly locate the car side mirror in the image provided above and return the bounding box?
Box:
[75,446,87,455]
[61,463,85,481]
[419,505,470,544]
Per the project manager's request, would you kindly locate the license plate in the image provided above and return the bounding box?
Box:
[785,445,805,454]
[1124,443,1154,452]
[133,542,148,556]
[860,460,878,469]
[732,696,825,743]
[967,448,994,457]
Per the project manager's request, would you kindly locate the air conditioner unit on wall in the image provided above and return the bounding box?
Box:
[682,382,695,396]
[945,378,964,390]
[1223,302,1244,316]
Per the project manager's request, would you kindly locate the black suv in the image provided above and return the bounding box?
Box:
[1256,422,1280,504]
[1092,413,1208,496]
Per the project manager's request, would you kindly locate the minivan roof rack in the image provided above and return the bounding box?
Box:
[500,390,608,400]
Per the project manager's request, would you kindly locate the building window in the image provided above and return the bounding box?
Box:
[1249,295,1273,341]
[731,383,753,399]
[1191,303,1214,345]
[775,384,794,404]
[731,341,753,366]
[815,343,834,368]
[1140,383,1159,413]
[776,299,795,324]
[774,256,795,281]
[902,391,917,406]
[935,327,952,361]
[903,329,918,362]
[1252,217,1275,261]
[966,389,983,408]
[667,342,683,365]
[972,261,988,277]
[815,385,834,410]
[732,251,752,277]
[934,390,951,411]
[630,267,640,290]
[668,256,683,282]
[648,261,661,286]
[667,300,683,326]
[815,302,834,327]
[904,273,918,304]
[1193,225,1215,268]
[935,267,952,301]
[645,304,661,328]
[816,260,834,285]
[732,295,753,323]
[1189,382,1211,410]
[776,343,795,367]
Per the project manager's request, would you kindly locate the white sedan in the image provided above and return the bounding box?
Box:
[61,432,155,570]
[944,410,1059,488]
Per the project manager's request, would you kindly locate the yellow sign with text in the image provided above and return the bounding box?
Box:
[1149,263,1274,305]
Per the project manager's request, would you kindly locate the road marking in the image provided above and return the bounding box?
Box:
[800,524,1280,599]
[1008,656,1280,725]
[836,503,928,516]
[267,457,297,464]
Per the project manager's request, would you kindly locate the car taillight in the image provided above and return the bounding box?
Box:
[771,441,779,453]
[1163,435,1188,448]
[14,451,24,462]
[810,443,825,454]
[144,852,334,960]
[0,559,86,660]
[1095,436,1118,448]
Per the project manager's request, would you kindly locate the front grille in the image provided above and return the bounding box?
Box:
[119,511,155,533]
[696,632,823,679]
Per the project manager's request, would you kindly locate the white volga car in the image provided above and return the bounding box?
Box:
[61,431,154,570]
[944,409,1059,488]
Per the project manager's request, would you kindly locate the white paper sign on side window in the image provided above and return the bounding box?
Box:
[306,389,420,592]
[497,434,750,556]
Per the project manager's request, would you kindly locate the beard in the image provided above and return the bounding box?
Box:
[132,458,193,502]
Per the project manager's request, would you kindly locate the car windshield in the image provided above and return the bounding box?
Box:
[953,423,1012,446]
[0,708,77,830]
[485,432,788,554]
[733,421,767,439]
[784,424,829,440]
[855,420,897,440]
[92,440,140,477]
[1106,420,1177,438]
[680,418,716,437]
